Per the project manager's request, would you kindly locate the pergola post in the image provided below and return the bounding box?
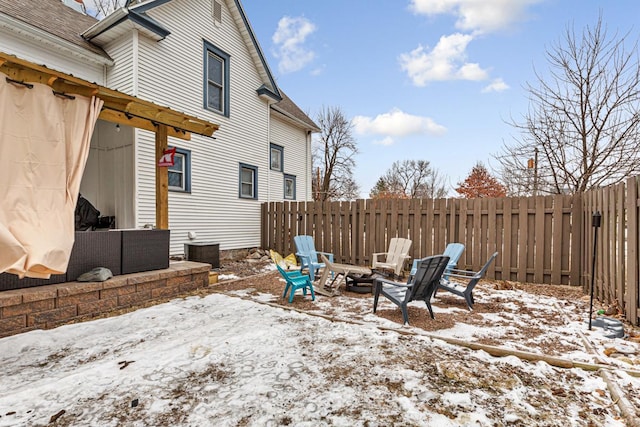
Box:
[155,123,169,230]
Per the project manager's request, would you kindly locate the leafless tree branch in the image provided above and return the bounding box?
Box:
[312,106,360,201]
[495,14,640,194]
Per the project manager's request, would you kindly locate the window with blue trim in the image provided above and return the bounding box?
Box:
[239,163,258,199]
[284,174,296,200]
[270,143,283,171]
[203,41,230,116]
[168,148,191,192]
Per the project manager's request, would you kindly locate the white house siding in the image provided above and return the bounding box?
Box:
[80,120,135,229]
[0,28,105,84]
[104,33,135,96]
[269,115,311,201]
[122,0,278,254]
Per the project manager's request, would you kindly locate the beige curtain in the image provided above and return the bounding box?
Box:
[0,72,104,278]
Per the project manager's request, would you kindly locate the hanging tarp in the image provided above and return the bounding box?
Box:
[0,72,103,279]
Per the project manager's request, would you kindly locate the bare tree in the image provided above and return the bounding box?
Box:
[495,15,640,194]
[370,160,447,199]
[313,106,360,201]
[80,0,129,18]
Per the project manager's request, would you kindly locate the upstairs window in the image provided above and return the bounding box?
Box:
[203,41,230,116]
[270,144,283,171]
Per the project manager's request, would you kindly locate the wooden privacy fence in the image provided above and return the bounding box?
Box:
[262,181,640,326]
[262,195,581,286]
[582,176,640,326]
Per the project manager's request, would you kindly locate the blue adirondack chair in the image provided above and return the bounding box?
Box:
[436,252,498,310]
[408,243,465,283]
[293,235,334,282]
[276,264,315,303]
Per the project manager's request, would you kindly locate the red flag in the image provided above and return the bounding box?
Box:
[158,147,177,167]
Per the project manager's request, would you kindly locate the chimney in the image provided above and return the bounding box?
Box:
[61,0,85,14]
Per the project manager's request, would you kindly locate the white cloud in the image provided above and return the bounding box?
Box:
[399,33,489,86]
[353,109,446,140]
[373,137,396,146]
[310,65,325,76]
[482,78,510,93]
[409,0,542,34]
[272,16,316,74]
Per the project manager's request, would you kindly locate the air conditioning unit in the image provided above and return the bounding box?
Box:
[185,242,220,269]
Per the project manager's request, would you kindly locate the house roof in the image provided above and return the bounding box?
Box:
[82,3,171,44]
[0,0,318,132]
[272,91,320,132]
[0,0,109,60]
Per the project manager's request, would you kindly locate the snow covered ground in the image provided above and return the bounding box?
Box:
[0,268,639,426]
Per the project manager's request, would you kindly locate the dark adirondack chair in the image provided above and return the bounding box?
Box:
[373,255,450,324]
[436,252,498,310]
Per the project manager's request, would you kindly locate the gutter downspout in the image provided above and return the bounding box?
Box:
[132,30,140,228]
[266,99,276,202]
[306,130,312,201]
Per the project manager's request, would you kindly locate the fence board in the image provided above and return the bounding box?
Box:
[616,184,625,304]
[534,196,545,283]
[447,198,456,245]
[426,198,435,257]
[482,199,489,270]
[473,198,482,271]
[596,189,605,302]
[464,199,474,268]
[627,177,639,324]
[602,188,611,302]
[551,196,563,284]
[379,199,386,255]
[607,186,618,302]
[487,198,497,278]
[503,197,513,281]
[436,198,447,254]
[517,197,528,282]
[495,198,504,279]
[408,199,420,259]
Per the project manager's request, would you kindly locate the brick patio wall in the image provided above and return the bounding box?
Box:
[0,261,211,338]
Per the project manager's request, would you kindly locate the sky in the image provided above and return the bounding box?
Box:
[241,0,640,197]
[0,263,637,426]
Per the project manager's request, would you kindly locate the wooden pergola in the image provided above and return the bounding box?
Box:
[0,51,219,230]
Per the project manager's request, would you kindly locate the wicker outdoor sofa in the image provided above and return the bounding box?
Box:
[0,229,170,291]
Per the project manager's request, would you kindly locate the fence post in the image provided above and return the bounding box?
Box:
[588,211,601,330]
[570,193,582,286]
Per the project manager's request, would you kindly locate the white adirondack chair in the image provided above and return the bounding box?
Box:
[372,237,412,277]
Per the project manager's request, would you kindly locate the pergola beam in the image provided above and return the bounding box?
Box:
[0,51,219,138]
[1,51,219,230]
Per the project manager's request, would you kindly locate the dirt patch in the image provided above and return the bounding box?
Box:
[206,258,640,366]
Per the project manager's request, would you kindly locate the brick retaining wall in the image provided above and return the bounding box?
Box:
[0,261,211,338]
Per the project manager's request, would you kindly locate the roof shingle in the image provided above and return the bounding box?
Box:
[0,0,108,58]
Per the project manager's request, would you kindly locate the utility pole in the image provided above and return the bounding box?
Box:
[533,147,539,197]
[527,147,539,197]
[316,167,321,201]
